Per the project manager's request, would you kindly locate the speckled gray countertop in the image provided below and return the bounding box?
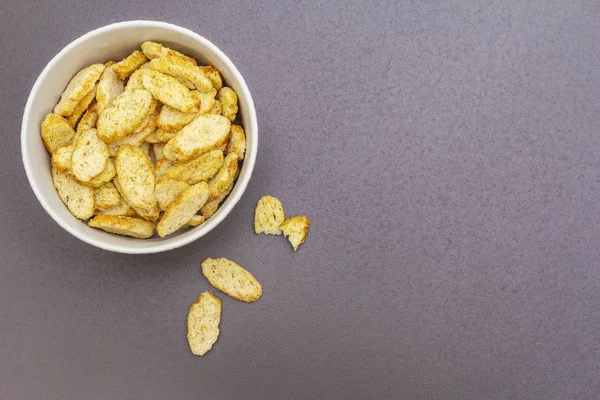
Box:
[1,1,599,399]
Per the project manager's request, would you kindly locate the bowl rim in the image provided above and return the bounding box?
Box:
[21,20,257,254]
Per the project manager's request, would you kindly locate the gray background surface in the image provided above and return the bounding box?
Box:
[1,0,599,399]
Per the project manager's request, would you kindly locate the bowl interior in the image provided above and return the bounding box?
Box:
[22,21,256,253]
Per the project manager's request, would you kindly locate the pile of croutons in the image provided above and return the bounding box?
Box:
[188,257,262,356]
[255,195,310,251]
[39,42,313,357]
[187,198,310,357]
[41,42,245,238]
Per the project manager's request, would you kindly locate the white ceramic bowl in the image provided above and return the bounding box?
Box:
[21,21,257,254]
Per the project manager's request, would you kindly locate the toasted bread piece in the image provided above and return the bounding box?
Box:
[97,89,154,143]
[146,55,213,93]
[97,198,136,217]
[209,99,222,115]
[207,153,238,201]
[52,167,95,220]
[185,214,206,227]
[201,258,262,302]
[141,41,197,65]
[281,216,310,251]
[155,158,174,180]
[156,182,209,237]
[51,145,74,172]
[163,114,231,162]
[254,195,285,235]
[115,145,159,221]
[164,149,224,185]
[200,66,223,90]
[88,215,154,238]
[77,101,99,133]
[53,63,105,116]
[153,143,165,161]
[141,70,201,113]
[227,124,246,160]
[153,128,174,143]
[187,291,221,356]
[218,87,238,122]
[157,105,200,132]
[85,158,116,187]
[155,176,190,211]
[71,128,110,183]
[41,113,76,153]
[96,65,125,114]
[66,86,97,127]
[112,50,147,80]
[200,183,233,218]
[94,182,121,210]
